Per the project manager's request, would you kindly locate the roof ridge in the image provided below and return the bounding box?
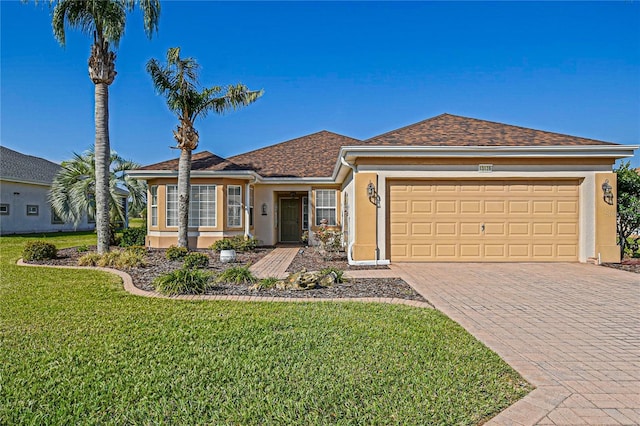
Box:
[228,130,360,160]
[361,113,450,143]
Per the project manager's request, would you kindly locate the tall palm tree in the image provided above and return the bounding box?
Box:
[49,149,147,228]
[146,47,263,248]
[50,0,160,253]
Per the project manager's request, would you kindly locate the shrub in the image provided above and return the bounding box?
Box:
[120,227,147,247]
[211,236,260,252]
[113,250,147,269]
[166,245,188,261]
[125,246,147,257]
[215,265,257,285]
[22,241,58,261]
[183,252,209,269]
[76,244,90,253]
[211,238,234,252]
[320,266,346,283]
[254,277,279,290]
[78,252,101,266]
[153,269,212,296]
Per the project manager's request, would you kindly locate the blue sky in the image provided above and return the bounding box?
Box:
[2,1,639,167]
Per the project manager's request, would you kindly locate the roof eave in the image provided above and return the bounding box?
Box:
[126,170,263,182]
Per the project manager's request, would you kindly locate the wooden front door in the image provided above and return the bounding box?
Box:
[280,198,300,242]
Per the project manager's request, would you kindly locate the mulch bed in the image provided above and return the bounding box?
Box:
[27,246,426,302]
[601,258,640,274]
[286,247,390,272]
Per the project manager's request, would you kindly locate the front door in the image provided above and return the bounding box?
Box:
[280,198,300,242]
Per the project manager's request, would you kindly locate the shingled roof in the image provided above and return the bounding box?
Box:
[136,114,621,179]
[364,113,618,146]
[138,131,361,178]
[0,146,61,185]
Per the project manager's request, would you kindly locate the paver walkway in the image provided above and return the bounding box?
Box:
[392,263,640,425]
[249,247,300,279]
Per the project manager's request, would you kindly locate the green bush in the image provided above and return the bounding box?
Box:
[22,241,58,261]
[153,269,212,296]
[211,238,235,251]
[125,245,147,257]
[76,244,90,253]
[211,236,260,252]
[215,265,257,285]
[320,266,346,283]
[78,253,101,266]
[255,277,279,289]
[166,245,188,261]
[120,227,147,247]
[183,252,209,269]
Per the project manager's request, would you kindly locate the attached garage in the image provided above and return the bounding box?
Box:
[388,179,580,262]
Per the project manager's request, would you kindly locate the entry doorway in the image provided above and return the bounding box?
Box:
[279,198,301,242]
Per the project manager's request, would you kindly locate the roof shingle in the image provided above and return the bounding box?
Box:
[0,146,61,185]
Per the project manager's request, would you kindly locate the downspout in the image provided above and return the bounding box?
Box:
[341,156,390,266]
[244,178,256,239]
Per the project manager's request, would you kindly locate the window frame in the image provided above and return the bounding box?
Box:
[314,189,337,226]
[51,207,64,224]
[227,185,243,228]
[249,186,255,227]
[166,184,217,228]
[150,185,158,227]
[0,203,9,215]
[26,205,39,216]
[302,196,309,230]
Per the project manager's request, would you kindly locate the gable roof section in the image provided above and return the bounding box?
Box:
[0,146,61,185]
[137,131,361,178]
[363,113,619,147]
[227,131,361,177]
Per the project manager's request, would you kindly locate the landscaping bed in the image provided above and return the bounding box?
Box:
[28,246,426,302]
[601,258,640,274]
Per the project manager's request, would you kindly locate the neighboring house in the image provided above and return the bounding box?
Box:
[0,146,96,234]
[128,113,637,264]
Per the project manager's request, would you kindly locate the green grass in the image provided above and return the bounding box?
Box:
[0,232,531,425]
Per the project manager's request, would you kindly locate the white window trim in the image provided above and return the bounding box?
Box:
[315,189,337,226]
[302,196,309,230]
[1,203,10,215]
[150,185,158,227]
[26,205,39,216]
[166,184,217,228]
[166,184,178,228]
[227,185,243,228]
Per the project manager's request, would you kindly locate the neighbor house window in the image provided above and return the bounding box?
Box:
[227,185,242,228]
[249,186,254,227]
[26,205,39,216]
[315,189,337,226]
[166,185,217,227]
[0,204,9,215]
[302,196,309,230]
[150,185,158,227]
[51,208,64,224]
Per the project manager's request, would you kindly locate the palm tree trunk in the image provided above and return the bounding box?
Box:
[95,82,111,254]
[177,148,192,248]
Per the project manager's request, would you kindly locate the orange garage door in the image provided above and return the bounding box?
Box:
[389,180,580,262]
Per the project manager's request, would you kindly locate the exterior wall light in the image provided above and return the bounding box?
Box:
[261,203,268,215]
[367,182,376,198]
[602,179,614,205]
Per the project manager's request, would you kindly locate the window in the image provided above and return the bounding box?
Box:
[249,186,254,227]
[302,196,309,230]
[190,185,216,227]
[26,205,39,216]
[150,185,158,227]
[227,185,242,228]
[0,204,9,215]
[51,208,64,224]
[166,185,178,227]
[166,185,217,227]
[315,189,337,226]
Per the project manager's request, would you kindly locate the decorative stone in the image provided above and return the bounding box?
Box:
[275,269,338,291]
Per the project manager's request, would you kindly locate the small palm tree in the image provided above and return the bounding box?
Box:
[147,47,263,248]
[49,150,147,228]
[49,0,160,253]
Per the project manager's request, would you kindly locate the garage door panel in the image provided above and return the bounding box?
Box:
[389,180,579,262]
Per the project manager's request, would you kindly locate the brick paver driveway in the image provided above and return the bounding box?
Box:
[392,263,639,425]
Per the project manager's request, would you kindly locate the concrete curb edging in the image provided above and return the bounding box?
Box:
[16,259,433,309]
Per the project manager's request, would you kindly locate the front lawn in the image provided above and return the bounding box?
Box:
[0,232,531,425]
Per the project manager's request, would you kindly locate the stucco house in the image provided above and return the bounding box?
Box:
[0,146,97,235]
[128,114,637,264]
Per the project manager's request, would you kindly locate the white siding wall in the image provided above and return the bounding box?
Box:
[0,180,95,235]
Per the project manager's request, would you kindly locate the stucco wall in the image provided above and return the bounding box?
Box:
[0,180,94,235]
